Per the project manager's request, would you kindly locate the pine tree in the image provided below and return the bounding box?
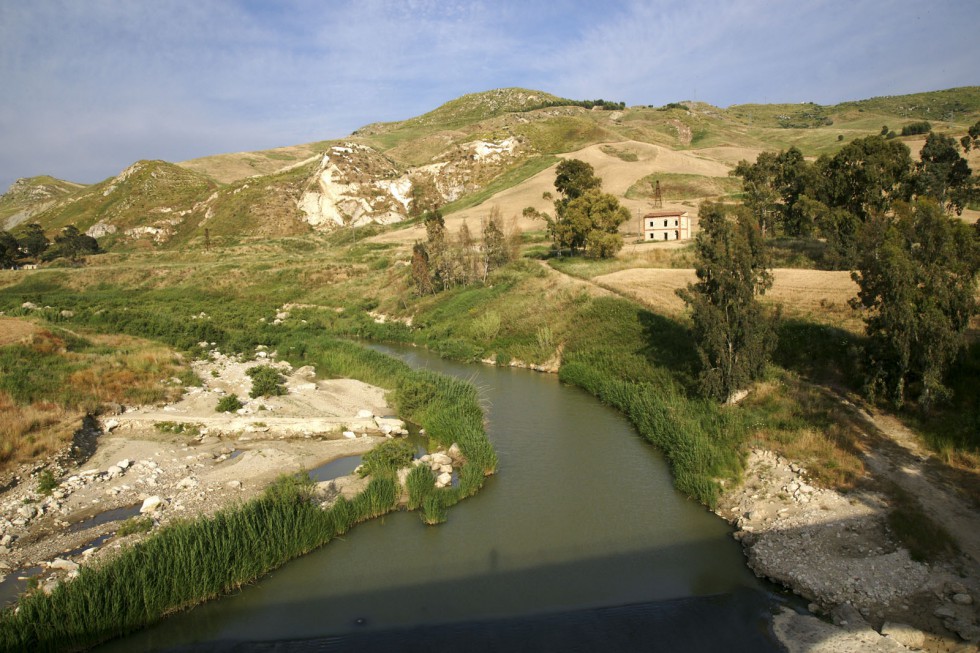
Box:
[677,203,775,402]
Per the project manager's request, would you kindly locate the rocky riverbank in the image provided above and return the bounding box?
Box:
[719,449,979,652]
[0,351,408,602]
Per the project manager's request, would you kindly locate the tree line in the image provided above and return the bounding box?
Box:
[682,122,980,409]
[0,223,100,268]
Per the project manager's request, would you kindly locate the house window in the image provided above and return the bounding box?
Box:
[663,220,668,227]
[675,230,679,239]
[674,219,678,226]
[663,233,668,240]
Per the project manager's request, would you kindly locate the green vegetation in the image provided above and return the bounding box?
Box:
[900,120,931,136]
[116,515,153,537]
[246,365,286,398]
[37,469,58,495]
[215,394,243,413]
[677,202,775,403]
[538,159,631,257]
[852,200,979,408]
[153,422,200,436]
[359,439,414,477]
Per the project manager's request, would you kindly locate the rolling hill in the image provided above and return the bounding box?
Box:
[2,86,978,251]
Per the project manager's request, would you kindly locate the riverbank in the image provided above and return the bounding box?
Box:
[0,350,399,604]
[719,446,979,651]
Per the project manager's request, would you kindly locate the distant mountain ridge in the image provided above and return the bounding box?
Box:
[3,86,978,250]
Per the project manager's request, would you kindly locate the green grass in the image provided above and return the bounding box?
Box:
[625,173,741,201]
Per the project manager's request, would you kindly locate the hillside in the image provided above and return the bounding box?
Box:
[3,86,978,251]
[0,176,86,231]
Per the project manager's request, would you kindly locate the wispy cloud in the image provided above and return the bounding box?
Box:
[0,0,977,191]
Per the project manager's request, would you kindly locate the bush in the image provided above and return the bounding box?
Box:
[37,470,58,496]
[215,394,242,413]
[246,365,286,398]
[901,121,931,136]
[359,440,414,477]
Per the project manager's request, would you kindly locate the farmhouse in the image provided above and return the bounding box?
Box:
[641,210,690,241]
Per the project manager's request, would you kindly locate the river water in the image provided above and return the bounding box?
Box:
[98,346,782,652]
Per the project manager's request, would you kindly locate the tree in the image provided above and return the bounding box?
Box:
[911,132,973,215]
[851,199,980,408]
[553,159,601,205]
[0,231,19,268]
[410,242,434,295]
[677,203,775,403]
[960,120,980,152]
[19,223,49,258]
[561,190,630,258]
[732,147,815,237]
[480,209,510,283]
[542,160,628,257]
[816,136,912,221]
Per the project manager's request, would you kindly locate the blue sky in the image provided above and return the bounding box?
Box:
[1,0,978,192]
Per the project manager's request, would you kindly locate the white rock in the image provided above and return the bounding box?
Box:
[436,472,452,488]
[48,558,79,572]
[342,431,357,439]
[16,505,37,520]
[448,443,463,461]
[82,548,98,558]
[106,465,123,477]
[116,459,131,470]
[140,496,164,513]
[357,409,374,419]
[103,419,120,432]
[176,476,199,490]
[431,453,452,466]
[226,480,242,489]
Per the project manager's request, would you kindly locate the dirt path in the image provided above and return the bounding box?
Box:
[851,403,980,566]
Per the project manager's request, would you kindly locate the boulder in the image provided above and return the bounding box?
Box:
[880,622,926,650]
[343,431,357,439]
[357,409,374,419]
[952,593,973,606]
[116,459,131,470]
[106,465,123,477]
[140,496,164,513]
[447,443,464,461]
[431,453,453,467]
[436,472,452,488]
[103,419,120,431]
[48,558,79,572]
[226,480,242,490]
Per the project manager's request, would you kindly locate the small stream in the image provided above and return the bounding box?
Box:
[98,345,783,652]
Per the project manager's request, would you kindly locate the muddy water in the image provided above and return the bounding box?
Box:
[99,346,781,652]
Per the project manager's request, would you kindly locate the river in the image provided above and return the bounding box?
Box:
[98,345,784,652]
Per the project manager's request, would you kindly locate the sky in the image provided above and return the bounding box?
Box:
[1,0,978,192]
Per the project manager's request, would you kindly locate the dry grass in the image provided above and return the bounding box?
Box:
[0,392,80,467]
[743,378,868,490]
[0,317,42,346]
[0,329,191,469]
[594,267,864,332]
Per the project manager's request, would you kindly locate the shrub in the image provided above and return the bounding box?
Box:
[37,469,58,496]
[901,121,931,136]
[359,440,414,477]
[246,365,286,398]
[215,394,243,413]
[116,516,153,537]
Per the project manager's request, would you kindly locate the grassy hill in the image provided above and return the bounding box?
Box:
[5,86,978,252]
